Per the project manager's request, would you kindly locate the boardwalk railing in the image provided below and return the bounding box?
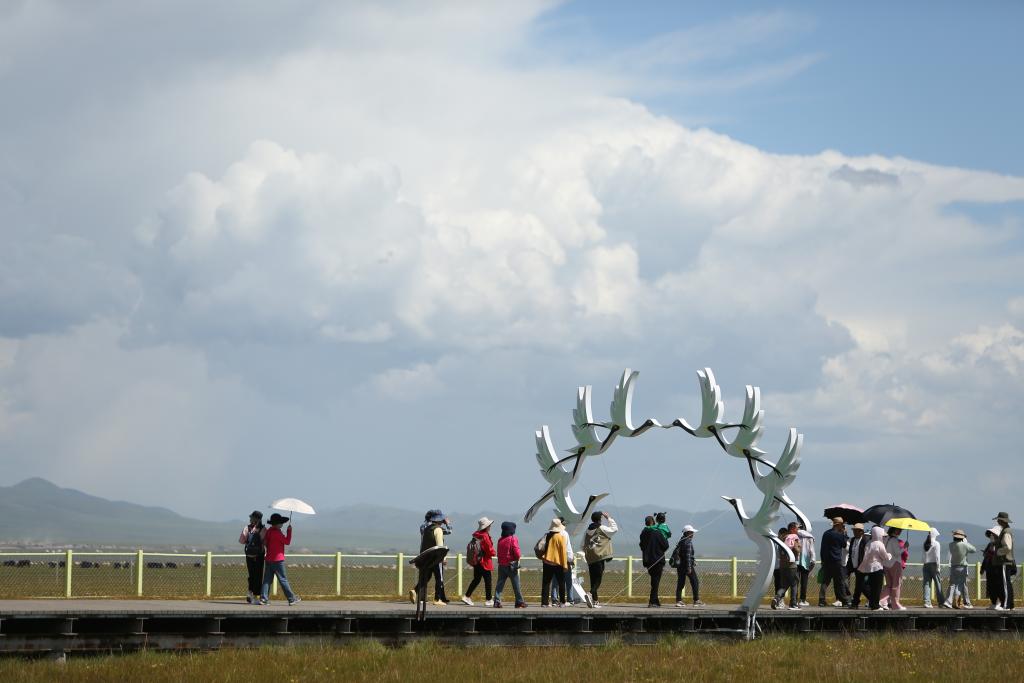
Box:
[0,551,1019,603]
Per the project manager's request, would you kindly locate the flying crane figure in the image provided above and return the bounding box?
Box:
[525,425,607,532]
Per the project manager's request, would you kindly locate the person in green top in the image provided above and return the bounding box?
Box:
[652,512,672,541]
[944,529,976,609]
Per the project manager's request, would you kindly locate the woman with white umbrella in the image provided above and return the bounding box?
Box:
[259,512,301,606]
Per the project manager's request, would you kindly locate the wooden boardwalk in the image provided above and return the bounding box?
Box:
[2,600,1021,656]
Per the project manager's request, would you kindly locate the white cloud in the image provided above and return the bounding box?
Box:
[1,3,1023,520]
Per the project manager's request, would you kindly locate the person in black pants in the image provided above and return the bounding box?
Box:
[239,510,264,604]
[673,524,703,606]
[640,515,669,607]
[772,527,800,609]
[846,523,869,608]
[818,517,851,607]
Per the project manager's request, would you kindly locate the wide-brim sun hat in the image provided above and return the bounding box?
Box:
[852,523,865,531]
[987,525,1002,537]
[993,512,1013,523]
[952,529,966,539]
[682,524,698,534]
[428,511,446,523]
[268,513,290,525]
[549,518,565,532]
[477,517,493,531]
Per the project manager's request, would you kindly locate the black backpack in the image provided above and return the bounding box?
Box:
[669,539,683,568]
[244,526,264,557]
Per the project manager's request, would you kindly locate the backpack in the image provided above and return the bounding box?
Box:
[244,526,264,558]
[534,533,551,560]
[669,540,682,568]
[466,536,483,566]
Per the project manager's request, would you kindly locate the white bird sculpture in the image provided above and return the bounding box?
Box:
[662,367,726,437]
[593,368,662,446]
[525,425,607,532]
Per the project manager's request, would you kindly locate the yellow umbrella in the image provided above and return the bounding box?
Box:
[886,517,931,532]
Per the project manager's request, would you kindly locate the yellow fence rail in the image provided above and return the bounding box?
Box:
[0,551,1019,604]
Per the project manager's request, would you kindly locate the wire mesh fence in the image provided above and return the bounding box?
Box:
[0,551,1020,604]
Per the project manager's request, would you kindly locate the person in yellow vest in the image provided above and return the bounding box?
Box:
[541,518,570,607]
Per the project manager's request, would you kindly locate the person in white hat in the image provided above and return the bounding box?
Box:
[461,517,495,606]
[943,529,976,609]
[671,524,704,607]
[540,518,570,607]
[921,527,945,609]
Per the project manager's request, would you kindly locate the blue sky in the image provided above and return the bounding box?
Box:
[537,2,1024,175]
[1,2,1022,526]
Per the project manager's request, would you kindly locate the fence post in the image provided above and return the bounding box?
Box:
[335,552,342,596]
[626,556,634,598]
[457,553,464,596]
[136,549,144,597]
[396,553,404,596]
[731,557,738,598]
[976,562,982,601]
[205,551,213,597]
[65,549,73,598]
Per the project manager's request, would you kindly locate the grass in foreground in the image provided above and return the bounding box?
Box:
[2,635,1022,682]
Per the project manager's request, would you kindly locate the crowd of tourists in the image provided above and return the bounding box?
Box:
[769,512,1015,612]
[238,505,1015,612]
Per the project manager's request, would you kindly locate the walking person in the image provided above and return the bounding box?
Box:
[412,510,450,607]
[921,528,945,609]
[982,527,1002,608]
[857,526,891,611]
[672,525,704,607]
[879,527,908,610]
[494,521,526,608]
[943,529,976,609]
[584,511,618,608]
[640,515,669,607]
[461,517,496,606]
[795,523,816,607]
[846,523,869,609]
[540,518,570,607]
[818,517,851,607]
[771,527,800,610]
[239,510,265,604]
[992,511,1015,610]
[259,513,300,605]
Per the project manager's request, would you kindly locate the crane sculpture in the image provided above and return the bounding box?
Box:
[524,367,808,640]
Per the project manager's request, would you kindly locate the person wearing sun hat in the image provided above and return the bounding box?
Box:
[259,512,300,606]
[992,511,1015,610]
[944,529,976,609]
[982,526,1003,608]
[461,517,496,606]
[672,524,703,607]
[541,517,570,607]
[818,517,851,607]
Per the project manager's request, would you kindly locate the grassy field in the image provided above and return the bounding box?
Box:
[2,635,1023,682]
[3,558,1006,604]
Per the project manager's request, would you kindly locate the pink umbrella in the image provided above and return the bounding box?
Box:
[823,503,864,524]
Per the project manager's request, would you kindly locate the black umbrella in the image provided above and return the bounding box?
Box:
[862,504,916,526]
[823,504,865,524]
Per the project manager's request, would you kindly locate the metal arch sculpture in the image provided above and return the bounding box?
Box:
[524,367,809,640]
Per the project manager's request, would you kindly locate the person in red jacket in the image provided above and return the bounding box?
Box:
[461,517,496,606]
[494,521,527,608]
[259,513,300,606]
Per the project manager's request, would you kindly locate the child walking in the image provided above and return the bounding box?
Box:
[494,521,527,608]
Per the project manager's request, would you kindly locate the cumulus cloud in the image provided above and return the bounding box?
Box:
[1,3,1024,519]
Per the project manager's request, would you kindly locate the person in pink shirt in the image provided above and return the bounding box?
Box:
[259,513,301,605]
[494,521,527,608]
[879,527,909,610]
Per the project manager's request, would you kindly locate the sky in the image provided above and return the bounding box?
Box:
[1,1,1023,526]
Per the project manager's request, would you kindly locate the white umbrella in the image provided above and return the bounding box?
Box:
[270,497,316,525]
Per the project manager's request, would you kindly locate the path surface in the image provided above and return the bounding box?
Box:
[0,599,977,615]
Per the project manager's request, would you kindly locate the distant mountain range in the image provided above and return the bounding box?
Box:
[0,478,999,559]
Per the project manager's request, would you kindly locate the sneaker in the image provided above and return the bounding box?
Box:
[584,593,595,609]
[832,600,843,607]
[817,601,827,607]
[964,604,974,609]
[460,596,474,606]
[797,601,809,607]
[259,598,268,605]
[873,607,885,612]
[693,600,706,607]
[895,605,906,611]
[408,589,416,604]
[493,600,502,608]
[942,602,952,609]
[288,597,302,606]
[540,603,550,608]
[994,604,1006,611]
[432,600,446,607]
[770,598,780,610]
[676,601,686,608]
[593,603,603,609]
[246,592,254,605]
[515,602,528,609]
[484,600,494,607]
[788,606,801,611]
[923,604,933,609]
[647,603,660,608]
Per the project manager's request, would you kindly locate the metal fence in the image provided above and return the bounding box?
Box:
[1,550,1020,604]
